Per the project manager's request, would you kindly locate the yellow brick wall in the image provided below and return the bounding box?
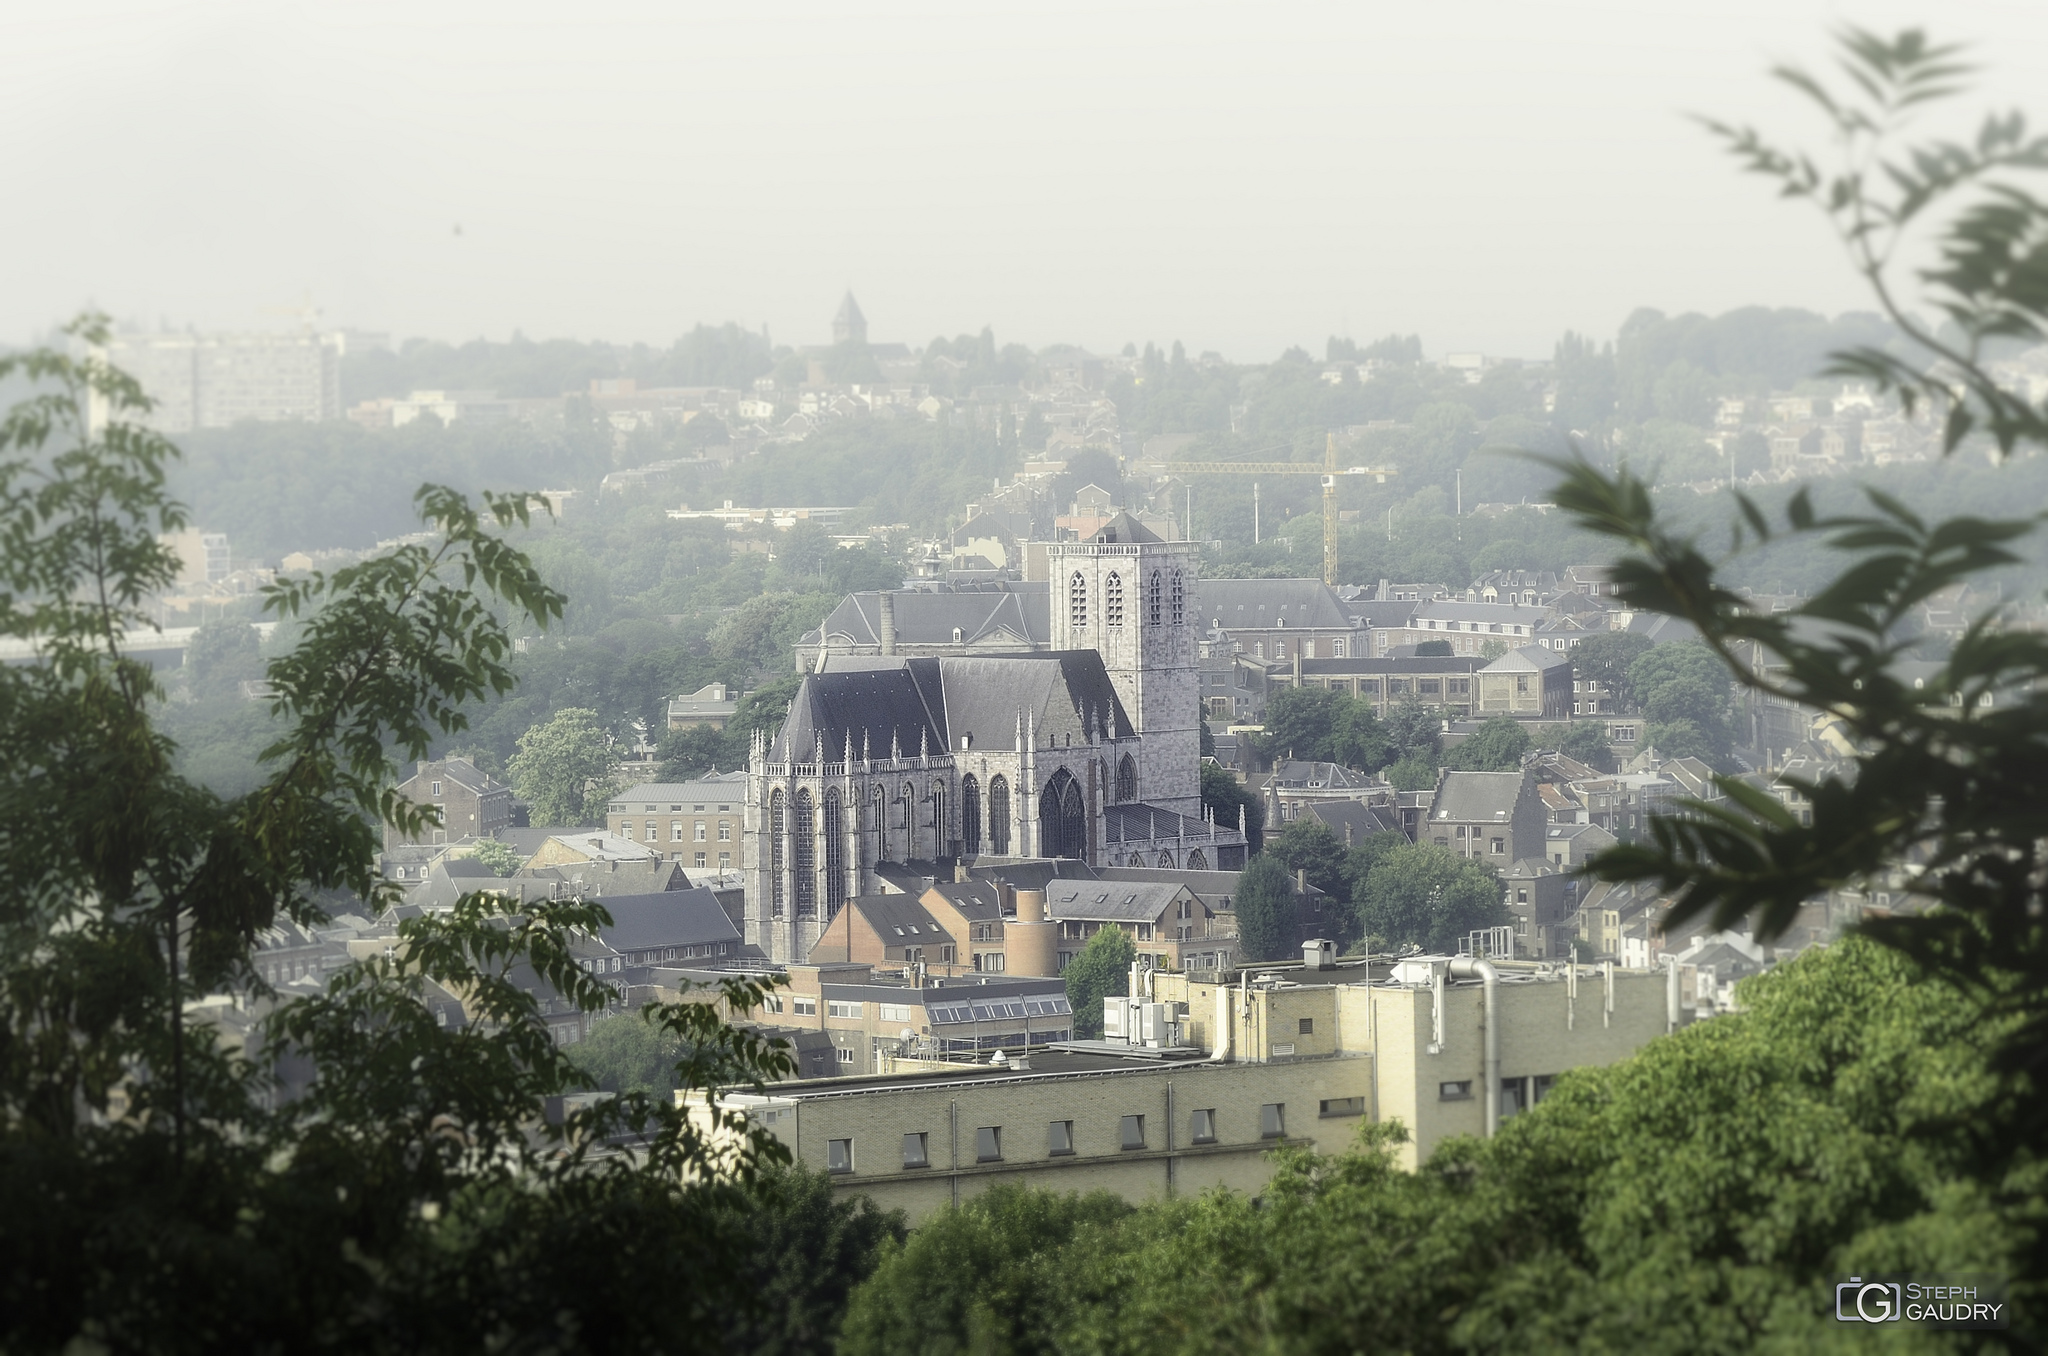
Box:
[757,1057,1375,1222]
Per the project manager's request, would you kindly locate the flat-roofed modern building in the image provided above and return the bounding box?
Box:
[696,948,1675,1217]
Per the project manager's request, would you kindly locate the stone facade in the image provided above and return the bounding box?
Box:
[745,526,1238,962]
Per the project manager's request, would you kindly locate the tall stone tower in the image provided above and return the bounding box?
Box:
[1047,514,1202,815]
[832,291,868,345]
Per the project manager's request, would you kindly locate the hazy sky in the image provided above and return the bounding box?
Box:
[6,1,2047,361]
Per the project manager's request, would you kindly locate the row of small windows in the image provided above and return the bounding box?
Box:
[1069,569,1185,630]
[822,1099,1369,1174]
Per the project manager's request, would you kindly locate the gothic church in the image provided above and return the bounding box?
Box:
[744,517,1247,961]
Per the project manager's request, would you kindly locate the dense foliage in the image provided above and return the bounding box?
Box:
[837,938,2042,1351]
[0,325,845,1352]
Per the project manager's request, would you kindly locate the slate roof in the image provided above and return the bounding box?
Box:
[1045,879,1194,923]
[1296,655,1485,677]
[1198,578,1353,631]
[808,584,1050,651]
[1344,599,1420,628]
[777,653,1134,761]
[1412,599,1546,625]
[1480,645,1571,674]
[597,888,742,952]
[1082,510,1161,544]
[1429,770,1528,823]
[1304,801,1405,842]
[1103,802,1208,843]
[612,775,747,809]
[926,880,1004,922]
[1268,759,1379,790]
[849,893,952,944]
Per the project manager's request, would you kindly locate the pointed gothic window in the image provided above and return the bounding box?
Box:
[962,775,982,856]
[1038,768,1087,859]
[1069,572,1088,630]
[824,788,846,913]
[769,789,786,919]
[792,789,816,918]
[1171,570,1186,625]
[1148,570,1163,625]
[1105,572,1125,626]
[987,776,1011,855]
[1116,754,1137,803]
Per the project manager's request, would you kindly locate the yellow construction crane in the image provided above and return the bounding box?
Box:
[1162,433,1396,585]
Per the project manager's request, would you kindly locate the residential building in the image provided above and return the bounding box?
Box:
[607,773,749,869]
[96,329,344,433]
[1268,654,1487,716]
[1196,578,1366,663]
[384,757,514,852]
[666,683,740,731]
[590,888,746,968]
[1420,769,1545,864]
[1374,599,1551,657]
[1043,878,1234,973]
[1473,645,1573,719]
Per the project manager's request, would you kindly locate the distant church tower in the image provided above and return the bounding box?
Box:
[1047,517,1203,816]
[832,291,868,345]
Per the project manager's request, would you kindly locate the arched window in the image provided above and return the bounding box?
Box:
[987,776,1011,855]
[899,783,916,858]
[1148,570,1163,625]
[1105,572,1124,626]
[961,775,982,856]
[1038,768,1087,859]
[871,783,886,857]
[769,789,786,919]
[932,784,947,857]
[824,788,846,914]
[792,789,816,918]
[1171,570,1186,625]
[1115,754,1137,804]
[1069,571,1088,630]
[1157,850,1176,868]
[1187,848,1208,870]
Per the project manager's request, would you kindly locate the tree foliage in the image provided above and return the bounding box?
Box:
[507,705,616,825]
[1063,925,1137,1039]
[1442,714,1531,771]
[0,321,806,1352]
[1559,26,2048,1156]
[1232,854,1296,962]
[1355,843,1506,953]
[836,938,2042,1351]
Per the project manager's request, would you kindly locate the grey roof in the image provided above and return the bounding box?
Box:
[1268,759,1379,790]
[927,880,1004,922]
[848,893,951,943]
[1045,879,1194,922]
[1199,578,1354,631]
[1412,599,1546,624]
[1345,599,1420,628]
[1626,613,1701,644]
[598,888,742,951]
[411,756,504,794]
[1480,645,1571,674]
[1304,801,1405,841]
[519,857,692,896]
[1083,510,1161,545]
[1429,770,1528,823]
[1103,802,1208,844]
[809,584,1050,650]
[612,776,747,808]
[1297,655,1485,676]
[776,653,1134,761]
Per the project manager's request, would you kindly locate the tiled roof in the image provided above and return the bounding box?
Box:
[598,888,742,951]
[1198,578,1354,631]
